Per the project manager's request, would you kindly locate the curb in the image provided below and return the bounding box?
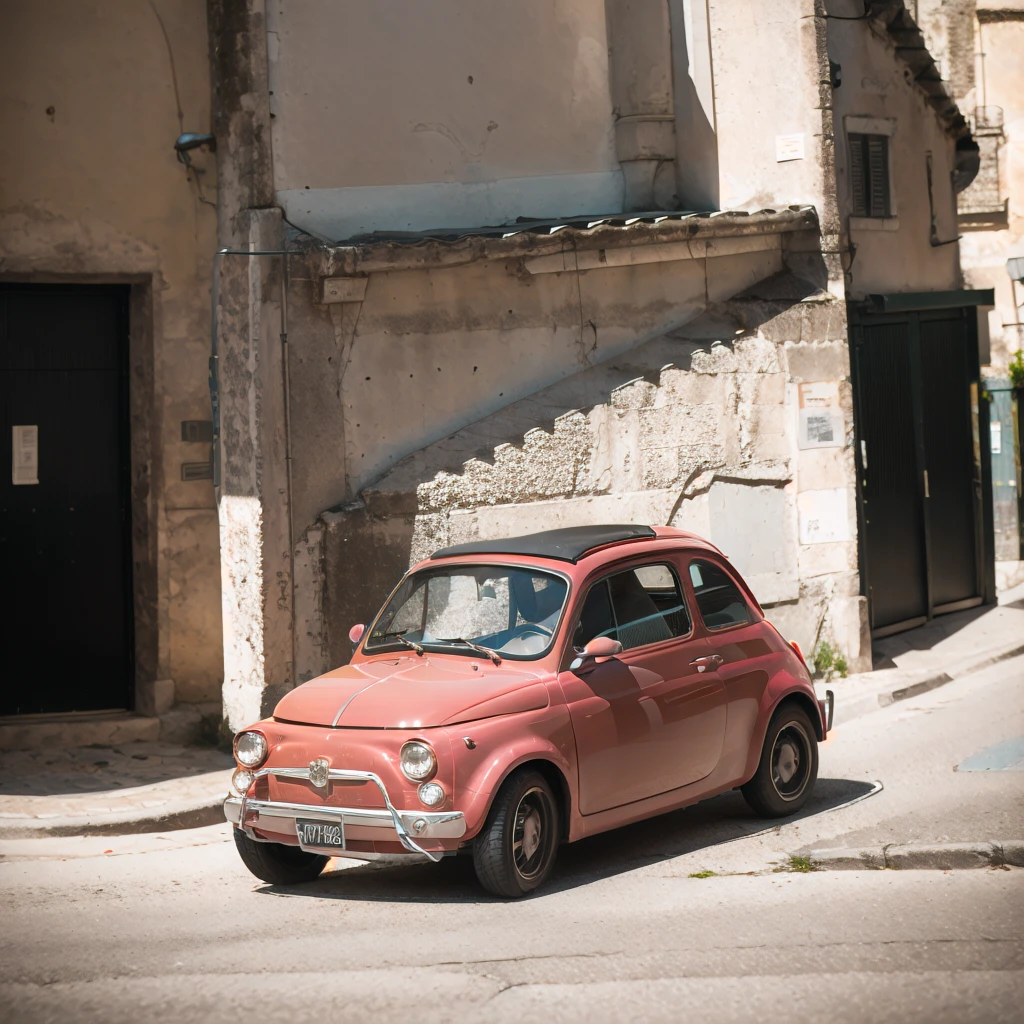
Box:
[0,795,226,839]
[806,840,1024,871]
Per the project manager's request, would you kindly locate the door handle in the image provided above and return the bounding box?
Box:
[690,655,724,673]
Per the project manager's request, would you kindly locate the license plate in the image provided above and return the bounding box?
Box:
[296,817,345,851]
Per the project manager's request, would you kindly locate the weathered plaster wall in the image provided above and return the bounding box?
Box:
[828,0,963,297]
[291,245,782,529]
[0,0,222,711]
[707,0,830,213]
[265,0,622,238]
[961,8,1024,369]
[320,261,869,675]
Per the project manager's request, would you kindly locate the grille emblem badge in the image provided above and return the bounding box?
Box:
[308,758,330,788]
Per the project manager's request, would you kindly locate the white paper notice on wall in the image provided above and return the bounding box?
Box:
[798,488,849,545]
[797,381,845,450]
[775,133,805,162]
[12,425,39,485]
[991,421,1002,455]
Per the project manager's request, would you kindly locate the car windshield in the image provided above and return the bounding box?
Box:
[365,564,569,660]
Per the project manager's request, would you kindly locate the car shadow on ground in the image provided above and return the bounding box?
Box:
[256,776,879,904]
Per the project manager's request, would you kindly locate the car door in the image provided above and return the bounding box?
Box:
[559,560,728,816]
[685,557,775,761]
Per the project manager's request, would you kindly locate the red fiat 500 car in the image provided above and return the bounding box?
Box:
[226,525,832,897]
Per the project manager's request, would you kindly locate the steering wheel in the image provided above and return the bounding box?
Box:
[507,622,553,641]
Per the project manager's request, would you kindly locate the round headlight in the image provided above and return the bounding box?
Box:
[400,740,436,781]
[418,781,445,807]
[231,767,254,795]
[234,731,268,768]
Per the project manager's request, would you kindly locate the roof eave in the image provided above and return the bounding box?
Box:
[865,1,974,142]
[308,206,819,279]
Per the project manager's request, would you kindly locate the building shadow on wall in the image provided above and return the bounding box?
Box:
[255,776,878,905]
[319,267,831,668]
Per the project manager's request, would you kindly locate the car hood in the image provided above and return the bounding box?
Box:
[273,654,551,728]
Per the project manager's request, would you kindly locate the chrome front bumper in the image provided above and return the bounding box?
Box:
[225,765,466,863]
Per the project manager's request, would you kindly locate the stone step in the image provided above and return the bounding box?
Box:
[0,711,160,752]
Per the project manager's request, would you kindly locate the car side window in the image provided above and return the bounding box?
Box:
[689,559,751,630]
[573,579,616,650]
[574,564,690,652]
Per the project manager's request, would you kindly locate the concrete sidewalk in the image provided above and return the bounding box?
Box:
[820,581,1024,726]
[0,742,233,838]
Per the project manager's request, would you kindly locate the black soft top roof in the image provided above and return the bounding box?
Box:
[429,524,657,564]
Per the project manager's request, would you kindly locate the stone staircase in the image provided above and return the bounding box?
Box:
[318,272,868,672]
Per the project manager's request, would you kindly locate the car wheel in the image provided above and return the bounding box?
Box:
[232,826,329,884]
[741,703,819,818]
[473,769,559,898]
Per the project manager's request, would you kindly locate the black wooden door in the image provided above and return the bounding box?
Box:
[852,307,983,637]
[919,314,980,610]
[852,320,929,632]
[0,284,133,715]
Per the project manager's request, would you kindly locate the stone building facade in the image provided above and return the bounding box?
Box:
[915,0,1024,573]
[1,0,221,745]
[0,2,993,744]
[208,0,987,730]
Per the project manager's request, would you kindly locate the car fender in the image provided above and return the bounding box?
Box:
[741,673,823,783]
[448,704,578,841]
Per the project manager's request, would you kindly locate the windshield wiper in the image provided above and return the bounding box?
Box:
[436,637,501,665]
[370,629,424,655]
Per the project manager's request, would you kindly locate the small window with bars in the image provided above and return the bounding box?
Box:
[849,133,891,218]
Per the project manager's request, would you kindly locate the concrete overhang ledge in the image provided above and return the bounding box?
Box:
[311,206,819,286]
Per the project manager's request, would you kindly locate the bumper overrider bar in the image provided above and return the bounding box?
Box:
[224,766,466,863]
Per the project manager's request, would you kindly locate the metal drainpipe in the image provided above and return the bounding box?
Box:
[210,247,297,685]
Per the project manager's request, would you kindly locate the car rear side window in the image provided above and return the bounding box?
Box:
[689,560,751,630]
[574,563,690,652]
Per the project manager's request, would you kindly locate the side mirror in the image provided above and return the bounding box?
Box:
[348,623,366,645]
[570,635,623,672]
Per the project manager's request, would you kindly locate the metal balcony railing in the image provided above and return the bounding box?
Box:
[974,106,1004,134]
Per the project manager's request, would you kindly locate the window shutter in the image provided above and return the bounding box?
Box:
[867,135,889,217]
[850,134,867,217]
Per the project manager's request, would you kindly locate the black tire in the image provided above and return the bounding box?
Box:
[741,703,819,818]
[232,826,329,885]
[473,769,560,898]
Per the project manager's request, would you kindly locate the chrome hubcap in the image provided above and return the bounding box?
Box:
[521,810,541,861]
[775,741,799,784]
[771,722,811,801]
[512,786,553,880]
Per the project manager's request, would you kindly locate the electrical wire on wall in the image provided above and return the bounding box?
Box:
[148,0,216,208]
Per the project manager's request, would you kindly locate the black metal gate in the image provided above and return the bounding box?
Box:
[851,300,994,638]
[0,284,134,714]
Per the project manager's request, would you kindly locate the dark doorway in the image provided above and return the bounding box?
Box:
[0,284,134,714]
[851,302,993,638]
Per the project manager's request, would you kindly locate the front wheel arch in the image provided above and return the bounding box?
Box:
[470,755,572,845]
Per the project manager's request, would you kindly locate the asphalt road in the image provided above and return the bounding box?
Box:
[2,654,1022,1023]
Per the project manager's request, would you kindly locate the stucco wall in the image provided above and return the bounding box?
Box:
[266,0,622,238]
[828,0,963,297]
[0,1,222,709]
[708,0,830,212]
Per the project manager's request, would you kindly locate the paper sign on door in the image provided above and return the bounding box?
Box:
[12,425,39,485]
